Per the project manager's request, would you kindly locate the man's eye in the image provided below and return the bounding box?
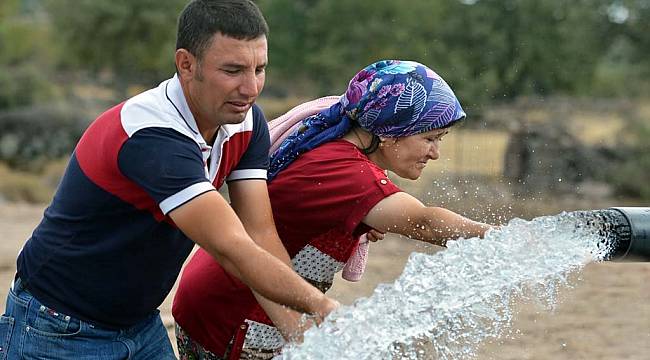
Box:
[255,68,266,75]
[223,69,239,74]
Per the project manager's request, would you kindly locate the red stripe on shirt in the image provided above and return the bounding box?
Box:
[215,130,253,188]
[75,103,167,223]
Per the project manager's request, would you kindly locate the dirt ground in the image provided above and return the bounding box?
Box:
[1,202,648,359]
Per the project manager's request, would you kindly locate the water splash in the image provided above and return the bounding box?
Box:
[277,211,621,360]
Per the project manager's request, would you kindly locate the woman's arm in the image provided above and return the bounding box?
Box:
[362,192,493,246]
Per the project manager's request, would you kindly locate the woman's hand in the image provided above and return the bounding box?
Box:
[366,229,385,242]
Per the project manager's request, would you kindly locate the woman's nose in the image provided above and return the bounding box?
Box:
[428,143,440,160]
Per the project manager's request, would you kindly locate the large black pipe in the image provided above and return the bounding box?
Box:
[567,207,649,261]
[607,207,650,261]
[576,207,650,261]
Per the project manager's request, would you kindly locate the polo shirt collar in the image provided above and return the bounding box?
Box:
[165,74,202,139]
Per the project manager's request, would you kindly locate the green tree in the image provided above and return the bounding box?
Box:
[46,0,186,96]
[592,0,650,96]
[257,0,320,95]
[0,0,57,110]
[266,0,450,94]
[260,0,629,108]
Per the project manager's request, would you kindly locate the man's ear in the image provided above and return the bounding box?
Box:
[175,49,196,81]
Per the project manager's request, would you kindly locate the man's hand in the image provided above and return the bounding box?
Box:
[228,179,339,337]
[169,190,333,315]
[311,297,340,325]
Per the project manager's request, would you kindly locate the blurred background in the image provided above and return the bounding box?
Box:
[0,0,648,215]
[0,1,649,358]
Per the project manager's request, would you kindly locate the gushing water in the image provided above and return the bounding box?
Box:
[277,211,622,360]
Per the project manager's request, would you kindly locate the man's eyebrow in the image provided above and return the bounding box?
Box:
[220,62,267,69]
[220,63,247,69]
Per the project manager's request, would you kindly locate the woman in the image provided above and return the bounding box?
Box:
[172,60,493,359]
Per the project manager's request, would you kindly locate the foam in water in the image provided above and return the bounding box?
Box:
[276,211,617,360]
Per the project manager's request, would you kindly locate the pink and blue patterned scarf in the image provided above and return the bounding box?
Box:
[268,60,466,180]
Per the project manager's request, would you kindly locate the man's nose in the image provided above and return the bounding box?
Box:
[239,72,260,98]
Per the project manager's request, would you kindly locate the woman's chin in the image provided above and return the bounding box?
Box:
[395,169,421,180]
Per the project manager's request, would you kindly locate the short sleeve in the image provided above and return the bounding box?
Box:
[268,141,402,240]
[227,105,270,182]
[344,165,401,233]
[118,127,215,215]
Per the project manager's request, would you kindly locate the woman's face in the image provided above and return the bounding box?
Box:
[377,128,449,180]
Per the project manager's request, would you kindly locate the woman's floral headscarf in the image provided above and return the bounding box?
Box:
[268,60,465,180]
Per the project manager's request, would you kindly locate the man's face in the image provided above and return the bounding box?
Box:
[186,33,267,128]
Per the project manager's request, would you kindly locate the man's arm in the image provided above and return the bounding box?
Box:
[168,189,337,319]
[228,179,321,341]
[362,192,493,246]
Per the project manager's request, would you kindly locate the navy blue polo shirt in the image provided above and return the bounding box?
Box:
[16,75,270,329]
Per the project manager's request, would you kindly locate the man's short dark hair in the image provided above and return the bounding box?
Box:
[176,0,269,60]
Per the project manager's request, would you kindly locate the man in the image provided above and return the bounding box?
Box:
[0,1,336,359]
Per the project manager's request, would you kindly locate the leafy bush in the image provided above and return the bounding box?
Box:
[0,105,86,171]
